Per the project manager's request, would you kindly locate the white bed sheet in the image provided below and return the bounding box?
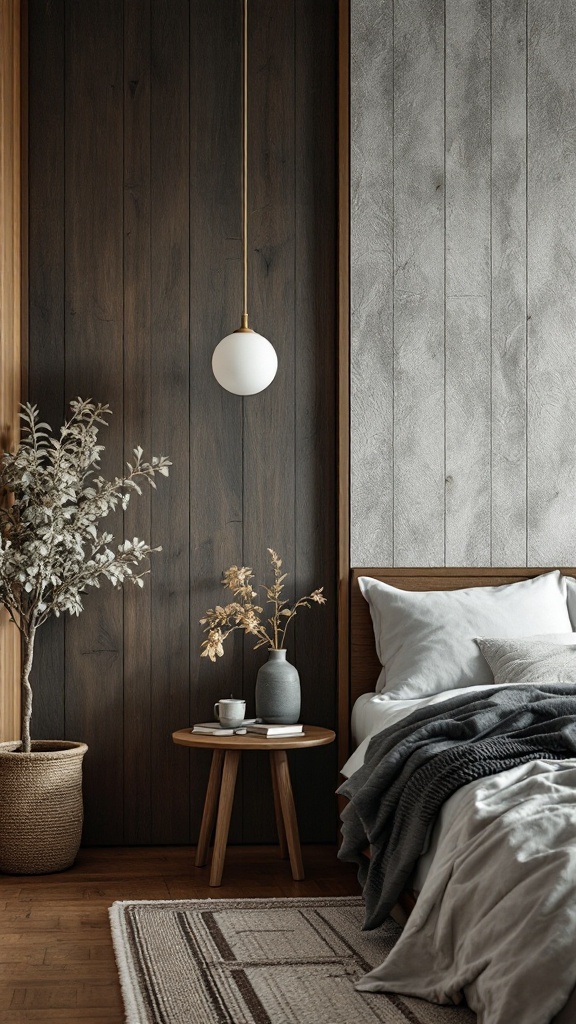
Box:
[342,685,493,779]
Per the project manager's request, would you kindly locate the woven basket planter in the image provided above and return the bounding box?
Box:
[0,740,88,875]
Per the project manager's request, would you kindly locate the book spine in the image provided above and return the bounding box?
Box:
[246,728,303,736]
[192,728,234,736]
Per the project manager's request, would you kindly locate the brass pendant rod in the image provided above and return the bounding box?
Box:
[241,0,249,330]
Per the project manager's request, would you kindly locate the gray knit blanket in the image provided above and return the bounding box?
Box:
[338,685,576,929]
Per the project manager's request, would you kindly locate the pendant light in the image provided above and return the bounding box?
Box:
[212,0,278,396]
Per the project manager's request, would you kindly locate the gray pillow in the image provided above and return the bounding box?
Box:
[476,635,576,686]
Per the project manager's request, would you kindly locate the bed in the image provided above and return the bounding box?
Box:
[338,567,576,1024]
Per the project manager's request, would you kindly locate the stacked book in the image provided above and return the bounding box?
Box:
[191,721,303,738]
[191,720,254,736]
[245,723,303,737]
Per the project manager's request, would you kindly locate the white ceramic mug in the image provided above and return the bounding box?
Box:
[214,698,246,728]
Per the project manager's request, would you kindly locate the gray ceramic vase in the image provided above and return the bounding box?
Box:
[255,649,301,725]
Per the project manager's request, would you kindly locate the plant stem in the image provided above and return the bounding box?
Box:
[273,560,281,648]
[21,624,36,753]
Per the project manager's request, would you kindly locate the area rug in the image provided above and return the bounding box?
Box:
[109,895,475,1024]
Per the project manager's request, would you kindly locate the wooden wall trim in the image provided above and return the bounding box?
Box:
[19,0,28,404]
[0,0,24,742]
[337,0,351,775]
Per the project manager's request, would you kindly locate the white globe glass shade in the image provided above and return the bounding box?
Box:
[212,330,278,396]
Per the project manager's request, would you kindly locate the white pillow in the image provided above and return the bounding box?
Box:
[476,635,576,686]
[359,571,572,700]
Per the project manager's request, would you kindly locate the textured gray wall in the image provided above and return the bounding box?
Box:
[351,0,576,567]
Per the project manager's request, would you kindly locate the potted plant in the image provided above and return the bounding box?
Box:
[0,398,170,874]
[200,548,326,724]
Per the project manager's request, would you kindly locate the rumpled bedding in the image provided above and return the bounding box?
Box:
[334,688,576,1024]
[356,757,576,1024]
[338,684,576,930]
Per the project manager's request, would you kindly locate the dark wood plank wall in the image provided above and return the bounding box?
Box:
[26,0,337,846]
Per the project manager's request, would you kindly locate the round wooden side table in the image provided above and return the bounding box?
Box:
[172,725,335,887]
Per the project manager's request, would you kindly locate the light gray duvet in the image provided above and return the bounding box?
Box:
[356,757,576,1024]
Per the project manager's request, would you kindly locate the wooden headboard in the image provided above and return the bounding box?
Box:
[338,566,576,769]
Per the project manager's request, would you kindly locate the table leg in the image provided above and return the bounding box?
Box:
[209,749,241,886]
[195,749,225,868]
[270,749,304,881]
[269,752,288,859]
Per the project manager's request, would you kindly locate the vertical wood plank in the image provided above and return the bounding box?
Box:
[64,0,125,844]
[149,0,191,844]
[242,0,296,843]
[27,0,66,743]
[0,0,22,742]
[349,0,394,568]
[19,0,27,411]
[491,0,527,566]
[527,0,576,565]
[293,0,338,841]
[393,0,445,566]
[123,0,152,845]
[445,0,491,565]
[189,0,244,845]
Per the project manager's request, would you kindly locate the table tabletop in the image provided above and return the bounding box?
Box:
[172,724,335,751]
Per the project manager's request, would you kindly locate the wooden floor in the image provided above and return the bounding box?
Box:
[0,844,359,1022]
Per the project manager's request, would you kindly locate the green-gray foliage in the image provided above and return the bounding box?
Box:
[0,398,171,751]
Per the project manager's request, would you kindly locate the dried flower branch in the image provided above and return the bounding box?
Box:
[0,399,171,752]
[200,548,326,662]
